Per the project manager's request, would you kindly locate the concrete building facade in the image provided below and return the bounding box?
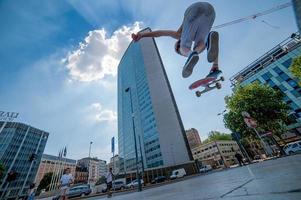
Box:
[107,155,120,175]
[74,165,88,184]
[77,157,102,183]
[118,28,192,173]
[186,128,202,149]
[35,154,76,187]
[0,122,48,199]
[192,140,241,168]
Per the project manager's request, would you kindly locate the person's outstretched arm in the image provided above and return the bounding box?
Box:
[132,30,180,41]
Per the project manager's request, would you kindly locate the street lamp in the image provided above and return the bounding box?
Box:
[125,87,142,192]
[88,141,93,184]
[89,141,93,158]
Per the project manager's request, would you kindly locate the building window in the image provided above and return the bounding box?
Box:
[282,58,292,68]
[278,85,287,92]
[287,79,299,89]
[279,73,290,81]
[273,66,283,74]
[262,72,272,81]
[267,80,276,87]
[291,90,301,98]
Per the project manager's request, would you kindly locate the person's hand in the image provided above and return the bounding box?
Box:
[131,33,142,41]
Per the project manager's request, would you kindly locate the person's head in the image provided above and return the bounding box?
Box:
[109,168,112,172]
[64,168,70,174]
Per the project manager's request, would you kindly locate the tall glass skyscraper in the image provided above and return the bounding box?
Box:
[230,32,301,138]
[118,28,192,172]
[0,121,49,199]
[293,0,301,32]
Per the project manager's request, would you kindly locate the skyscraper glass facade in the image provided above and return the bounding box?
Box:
[0,122,49,199]
[118,28,191,173]
[231,33,301,135]
[118,34,162,171]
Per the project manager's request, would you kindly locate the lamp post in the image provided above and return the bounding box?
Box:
[88,141,93,184]
[125,87,142,192]
[89,141,93,158]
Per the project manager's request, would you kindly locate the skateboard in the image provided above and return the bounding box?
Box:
[189,74,224,97]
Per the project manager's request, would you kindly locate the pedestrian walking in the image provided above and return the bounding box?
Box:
[60,168,73,200]
[235,152,244,166]
[106,168,114,198]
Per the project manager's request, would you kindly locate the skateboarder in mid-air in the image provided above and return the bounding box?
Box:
[132,2,221,79]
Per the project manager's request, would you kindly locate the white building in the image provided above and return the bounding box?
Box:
[192,140,242,168]
[107,155,120,175]
[98,159,107,177]
[77,157,103,183]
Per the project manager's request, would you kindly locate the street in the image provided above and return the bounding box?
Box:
[82,154,301,200]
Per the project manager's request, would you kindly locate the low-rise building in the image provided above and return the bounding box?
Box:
[98,159,107,177]
[74,165,89,184]
[78,157,103,183]
[192,140,242,168]
[35,154,76,187]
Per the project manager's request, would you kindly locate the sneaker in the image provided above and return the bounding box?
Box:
[182,51,199,78]
[206,31,219,63]
[206,69,222,78]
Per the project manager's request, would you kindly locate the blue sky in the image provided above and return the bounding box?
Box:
[0,0,297,162]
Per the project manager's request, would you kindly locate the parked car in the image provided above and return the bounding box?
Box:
[94,183,107,193]
[126,179,144,189]
[283,141,301,155]
[199,165,212,173]
[170,168,186,180]
[52,184,91,199]
[151,176,166,184]
[102,180,126,193]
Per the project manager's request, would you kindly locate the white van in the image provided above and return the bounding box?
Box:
[170,168,186,180]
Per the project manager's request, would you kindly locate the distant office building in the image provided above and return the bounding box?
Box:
[0,122,49,199]
[77,157,102,183]
[192,140,241,168]
[230,32,301,141]
[74,165,89,184]
[186,128,202,149]
[293,0,301,32]
[98,159,107,177]
[35,154,76,187]
[118,28,192,172]
[107,155,120,174]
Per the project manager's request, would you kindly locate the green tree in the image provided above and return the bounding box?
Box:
[37,172,53,192]
[289,55,301,85]
[203,131,232,144]
[223,82,289,139]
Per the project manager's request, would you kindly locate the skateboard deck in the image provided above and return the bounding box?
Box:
[189,74,224,97]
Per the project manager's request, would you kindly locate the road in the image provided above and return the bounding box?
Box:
[82,154,301,200]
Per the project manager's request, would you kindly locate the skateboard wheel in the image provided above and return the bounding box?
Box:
[220,76,225,81]
[216,82,222,89]
[196,91,201,97]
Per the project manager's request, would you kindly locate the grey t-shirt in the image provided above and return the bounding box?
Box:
[180,2,215,49]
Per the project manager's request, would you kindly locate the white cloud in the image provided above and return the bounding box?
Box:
[90,103,117,122]
[64,22,142,82]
